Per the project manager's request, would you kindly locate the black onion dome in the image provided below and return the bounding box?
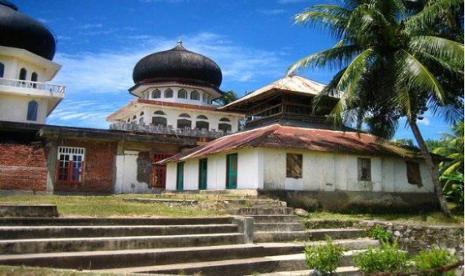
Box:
[133,43,222,88]
[0,0,56,60]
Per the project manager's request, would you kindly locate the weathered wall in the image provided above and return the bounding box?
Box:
[0,142,47,192]
[262,148,434,193]
[358,220,464,258]
[51,139,117,194]
[165,148,263,191]
[0,94,49,124]
[114,150,152,193]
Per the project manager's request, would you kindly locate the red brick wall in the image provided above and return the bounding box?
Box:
[53,140,117,194]
[0,142,48,192]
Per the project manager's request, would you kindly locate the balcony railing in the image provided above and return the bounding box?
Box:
[110,122,232,138]
[0,78,65,96]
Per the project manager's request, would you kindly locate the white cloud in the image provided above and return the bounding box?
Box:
[277,0,307,4]
[418,116,431,126]
[54,32,285,95]
[258,9,287,15]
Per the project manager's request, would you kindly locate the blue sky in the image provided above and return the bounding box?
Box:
[16,0,452,141]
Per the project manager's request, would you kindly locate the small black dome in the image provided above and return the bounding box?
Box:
[0,1,56,60]
[133,43,222,89]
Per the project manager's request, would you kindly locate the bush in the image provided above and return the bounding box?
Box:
[413,248,458,276]
[367,225,393,243]
[354,243,409,273]
[305,237,344,274]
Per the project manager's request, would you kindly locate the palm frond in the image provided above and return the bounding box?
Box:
[287,44,360,75]
[294,5,351,38]
[409,36,464,69]
[404,0,463,34]
[329,48,374,125]
[396,49,446,104]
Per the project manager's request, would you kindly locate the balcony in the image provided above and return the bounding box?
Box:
[0,78,65,97]
[109,122,232,138]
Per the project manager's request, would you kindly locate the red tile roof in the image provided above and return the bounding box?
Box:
[158,124,422,164]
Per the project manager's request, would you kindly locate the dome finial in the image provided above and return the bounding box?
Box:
[177,40,183,46]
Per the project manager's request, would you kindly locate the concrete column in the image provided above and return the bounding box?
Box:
[232,216,254,243]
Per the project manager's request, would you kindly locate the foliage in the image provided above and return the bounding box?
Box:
[304,237,344,274]
[367,225,393,243]
[214,90,238,106]
[353,243,409,273]
[413,248,458,275]
[432,120,464,209]
[290,0,464,217]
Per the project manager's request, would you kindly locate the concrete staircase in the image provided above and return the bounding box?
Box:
[0,199,377,275]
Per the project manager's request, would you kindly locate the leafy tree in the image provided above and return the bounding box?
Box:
[214,90,238,106]
[289,0,464,216]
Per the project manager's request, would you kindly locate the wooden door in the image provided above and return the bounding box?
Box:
[226,153,238,189]
[176,162,184,191]
[152,153,174,189]
[198,158,208,190]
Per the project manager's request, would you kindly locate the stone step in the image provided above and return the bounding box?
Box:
[255,223,305,232]
[0,233,245,254]
[100,250,366,276]
[249,215,301,223]
[232,207,294,215]
[0,216,233,226]
[0,205,58,218]
[0,224,239,239]
[248,266,361,276]
[0,243,302,270]
[0,239,378,270]
[254,229,367,243]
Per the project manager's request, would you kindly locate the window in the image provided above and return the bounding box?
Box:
[220,117,230,122]
[219,123,232,133]
[57,146,85,184]
[196,121,209,130]
[151,89,161,99]
[19,68,27,80]
[286,153,303,178]
[198,158,208,190]
[177,113,192,129]
[164,88,173,98]
[0,63,4,78]
[31,72,38,82]
[358,158,371,181]
[140,111,144,116]
[139,117,144,124]
[406,161,422,186]
[190,90,200,100]
[178,89,187,99]
[152,111,167,127]
[197,115,208,120]
[26,100,38,121]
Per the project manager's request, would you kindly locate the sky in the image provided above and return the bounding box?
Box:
[15,0,453,141]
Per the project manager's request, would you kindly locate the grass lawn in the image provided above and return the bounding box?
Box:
[0,194,224,217]
[305,209,463,226]
[0,266,118,276]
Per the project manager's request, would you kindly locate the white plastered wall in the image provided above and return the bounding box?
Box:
[114,151,152,193]
[262,148,434,193]
[0,94,48,124]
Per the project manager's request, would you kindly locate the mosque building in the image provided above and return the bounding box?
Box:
[0,0,437,210]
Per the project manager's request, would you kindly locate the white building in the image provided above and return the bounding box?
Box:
[159,76,436,210]
[107,42,244,139]
[0,1,64,124]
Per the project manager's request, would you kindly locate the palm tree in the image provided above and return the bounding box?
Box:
[289,0,464,216]
[433,120,464,175]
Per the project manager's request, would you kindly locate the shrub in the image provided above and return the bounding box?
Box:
[413,248,458,276]
[367,225,393,243]
[354,243,409,273]
[305,237,344,274]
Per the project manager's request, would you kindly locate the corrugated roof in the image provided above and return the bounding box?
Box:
[219,75,327,110]
[158,124,422,164]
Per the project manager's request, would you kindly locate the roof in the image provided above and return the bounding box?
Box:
[219,75,328,111]
[132,42,222,89]
[158,124,423,164]
[106,99,244,121]
[0,0,56,60]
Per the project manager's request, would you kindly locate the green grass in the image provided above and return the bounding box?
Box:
[305,210,463,226]
[0,194,223,217]
[0,265,118,276]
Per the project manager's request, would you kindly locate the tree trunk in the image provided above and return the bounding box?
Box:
[409,119,452,217]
